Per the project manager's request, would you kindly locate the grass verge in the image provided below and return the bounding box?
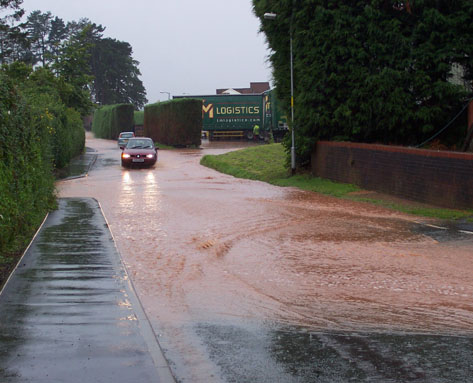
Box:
[155,142,174,150]
[348,197,473,220]
[200,143,473,221]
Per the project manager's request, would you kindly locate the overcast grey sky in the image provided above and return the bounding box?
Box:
[20,0,273,104]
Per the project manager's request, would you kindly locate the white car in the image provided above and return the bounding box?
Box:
[117,132,135,147]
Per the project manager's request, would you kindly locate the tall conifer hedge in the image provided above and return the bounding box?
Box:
[134,111,144,126]
[92,104,134,139]
[254,0,473,166]
[144,99,202,146]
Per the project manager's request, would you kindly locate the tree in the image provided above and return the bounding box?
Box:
[0,22,30,64]
[48,16,67,67]
[53,23,96,116]
[2,9,147,112]
[59,19,148,109]
[0,0,24,23]
[65,17,102,39]
[90,38,147,109]
[25,10,52,66]
[0,0,26,64]
[254,0,473,166]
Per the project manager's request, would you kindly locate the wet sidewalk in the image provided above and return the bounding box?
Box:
[0,198,174,382]
[55,146,98,180]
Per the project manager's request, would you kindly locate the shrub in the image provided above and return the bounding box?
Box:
[0,65,85,262]
[92,104,134,139]
[0,71,56,257]
[144,99,201,146]
[22,68,86,168]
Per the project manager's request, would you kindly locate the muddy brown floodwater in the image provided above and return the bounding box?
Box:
[57,134,473,382]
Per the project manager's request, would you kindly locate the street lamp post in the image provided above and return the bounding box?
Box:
[160,91,171,100]
[264,11,295,175]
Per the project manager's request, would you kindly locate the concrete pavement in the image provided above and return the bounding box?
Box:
[0,145,175,382]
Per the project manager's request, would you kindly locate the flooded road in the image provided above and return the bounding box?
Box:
[57,134,473,382]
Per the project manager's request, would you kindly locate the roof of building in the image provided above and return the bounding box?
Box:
[216,82,270,95]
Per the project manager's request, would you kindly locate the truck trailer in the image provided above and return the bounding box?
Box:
[175,90,288,141]
[262,89,289,142]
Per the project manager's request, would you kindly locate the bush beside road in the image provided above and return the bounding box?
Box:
[0,66,86,290]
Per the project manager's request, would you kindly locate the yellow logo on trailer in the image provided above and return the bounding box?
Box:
[265,95,271,112]
[203,103,214,118]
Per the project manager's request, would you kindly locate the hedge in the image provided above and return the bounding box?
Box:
[92,104,134,139]
[134,110,144,126]
[0,72,53,256]
[0,68,87,258]
[144,99,201,146]
[21,69,86,169]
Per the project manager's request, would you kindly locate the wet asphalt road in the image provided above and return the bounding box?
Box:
[195,323,473,382]
[0,198,173,382]
[3,135,473,382]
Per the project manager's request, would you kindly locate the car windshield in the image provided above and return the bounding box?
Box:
[127,139,154,149]
[120,132,134,138]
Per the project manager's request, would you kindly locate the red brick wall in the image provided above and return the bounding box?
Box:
[311,141,473,209]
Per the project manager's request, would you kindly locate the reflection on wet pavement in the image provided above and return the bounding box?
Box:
[56,134,473,382]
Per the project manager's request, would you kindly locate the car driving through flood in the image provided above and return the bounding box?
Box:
[120,137,157,167]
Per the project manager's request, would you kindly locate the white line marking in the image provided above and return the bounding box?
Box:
[424,224,448,230]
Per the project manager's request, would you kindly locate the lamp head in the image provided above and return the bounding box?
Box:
[263,12,277,20]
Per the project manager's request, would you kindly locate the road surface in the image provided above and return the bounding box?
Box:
[57,134,473,382]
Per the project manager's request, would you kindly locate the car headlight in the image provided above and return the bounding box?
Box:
[146,154,155,158]
[122,153,131,159]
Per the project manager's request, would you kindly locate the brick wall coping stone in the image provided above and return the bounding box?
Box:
[318,141,473,161]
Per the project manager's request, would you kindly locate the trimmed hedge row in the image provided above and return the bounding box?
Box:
[48,102,85,169]
[0,68,85,259]
[134,110,144,126]
[92,104,134,139]
[144,99,201,146]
